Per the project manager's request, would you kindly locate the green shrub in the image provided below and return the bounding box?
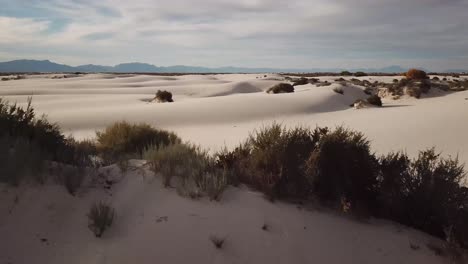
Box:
[367,95,382,107]
[154,90,173,103]
[306,127,378,211]
[266,83,294,94]
[96,121,180,163]
[87,201,115,238]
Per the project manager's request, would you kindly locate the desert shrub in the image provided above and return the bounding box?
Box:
[335,78,346,82]
[144,143,229,200]
[293,77,309,86]
[354,72,367,77]
[154,90,173,103]
[367,95,382,107]
[0,136,46,185]
[432,76,440,81]
[96,121,180,163]
[453,74,460,78]
[333,87,344,94]
[406,69,427,80]
[0,98,66,160]
[405,86,422,98]
[87,201,115,238]
[393,79,399,83]
[377,149,468,247]
[227,124,322,200]
[340,71,352,76]
[443,77,447,81]
[1,77,9,81]
[306,127,378,211]
[0,98,76,184]
[266,83,294,94]
[363,87,373,95]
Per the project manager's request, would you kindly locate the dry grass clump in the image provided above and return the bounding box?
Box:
[96,121,180,164]
[154,90,173,103]
[87,201,115,238]
[406,69,427,80]
[266,83,294,94]
[144,143,229,200]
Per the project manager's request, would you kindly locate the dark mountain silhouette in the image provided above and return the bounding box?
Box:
[0,59,462,74]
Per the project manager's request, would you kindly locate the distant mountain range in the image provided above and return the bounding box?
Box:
[0,59,465,74]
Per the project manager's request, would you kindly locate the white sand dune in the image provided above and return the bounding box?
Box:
[1,73,467,263]
[1,73,467,164]
[0,162,448,264]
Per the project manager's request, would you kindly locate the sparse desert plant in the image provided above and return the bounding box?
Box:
[63,166,85,196]
[333,87,344,94]
[87,201,115,238]
[1,77,9,81]
[335,77,346,82]
[367,95,382,107]
[96,121,180,163]
[340,71,352,76]
[293,77,309,86]
[432,76,440,81]
[154,90,173,103]
[354,72,367,77]
[266,83,294,94]
[210,235,226,249]
[406,69,427,80]
[393,79,399,83]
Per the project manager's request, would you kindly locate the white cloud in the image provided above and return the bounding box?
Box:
[0,0,467,70]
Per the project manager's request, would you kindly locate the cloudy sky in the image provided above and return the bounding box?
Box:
[1,0,467,70]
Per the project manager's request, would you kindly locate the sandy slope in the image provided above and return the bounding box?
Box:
[0,162,448,264]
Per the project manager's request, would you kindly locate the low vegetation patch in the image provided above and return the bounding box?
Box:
[367,95,382,107]
[266,83,294,94]
[333,87,344,94]
[292,77,309,86]
[144,143,229,200]
[154,90,173,103]
[87,201,115,238]
[406,69,427,80]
